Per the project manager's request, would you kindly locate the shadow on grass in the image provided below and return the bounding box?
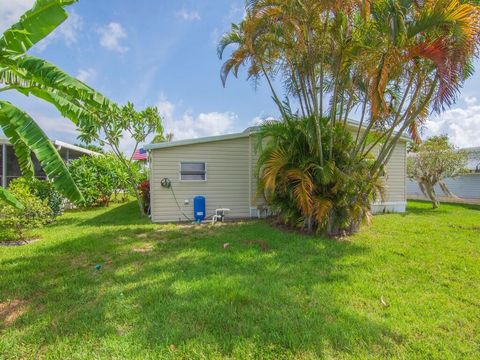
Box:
[81,201,150,227]
[0,205,401,358]
[405,200,480,217]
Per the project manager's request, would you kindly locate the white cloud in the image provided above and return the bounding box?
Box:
[424,97,480,148]
[155,95,237,140]
[157,94,175,120]
[97,22,129,53]
[211,2,246,46]
[0,0,34,33]
[225,3,246,23]
[176,9,201,21]
[464,96,477,106]
[32,113,79,138]
[249,115,276,127]
[76,68,97,84]
[211,27,221,46]
[167,112,237,140]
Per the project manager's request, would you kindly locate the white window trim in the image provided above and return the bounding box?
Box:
[179,161,208,182]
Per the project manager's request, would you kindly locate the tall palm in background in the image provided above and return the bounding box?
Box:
[219,0,480,234]
[0,0,114,208]
[220,0,480,166]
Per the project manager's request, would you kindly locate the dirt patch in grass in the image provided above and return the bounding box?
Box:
[267,218,314,236]
[449,225,480,232]
[132,244,154,253]
[0,299,28,326]
[0,237,41,247]
[70,255,90,268]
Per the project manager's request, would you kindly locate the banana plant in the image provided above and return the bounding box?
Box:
[0,0,115,206]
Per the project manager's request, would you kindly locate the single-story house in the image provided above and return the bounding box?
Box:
[145,125,408,223]
[0,137,100,188]
[408,146,480,200]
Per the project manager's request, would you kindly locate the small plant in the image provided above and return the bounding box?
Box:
[0,179,53,241]
[138,180,150,214]
[16,178,65,218]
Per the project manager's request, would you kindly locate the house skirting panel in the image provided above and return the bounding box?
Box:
[371,201,406,214]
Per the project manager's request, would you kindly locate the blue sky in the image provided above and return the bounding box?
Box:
[1,0,480,151]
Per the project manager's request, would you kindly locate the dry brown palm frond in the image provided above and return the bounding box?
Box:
[263,148,289,192]
[286,168,314,215]
[313,197,333,225]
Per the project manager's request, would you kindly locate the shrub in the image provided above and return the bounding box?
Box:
[138,180,150,214]
[69,154,142,208]
[0,179,53,241]
[25,178,65,218]
[69,155,114,207]
[257,115,384,237]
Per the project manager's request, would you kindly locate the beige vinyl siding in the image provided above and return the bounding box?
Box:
[382,140,407,202]
[249,136,267,207]
[150,136,252,222]
[149,133,407,222]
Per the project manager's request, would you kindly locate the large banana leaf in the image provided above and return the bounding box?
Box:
[0,0,76,54]
[0,66,40,88]
[0,100,84,203]
[1,121,35,177]
[19,87,99,129]
[1,54,114,111]
[0,187,24,210]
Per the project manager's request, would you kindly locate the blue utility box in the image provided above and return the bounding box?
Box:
[193,196,206,222]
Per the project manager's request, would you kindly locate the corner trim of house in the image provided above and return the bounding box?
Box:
[371,201,406,214]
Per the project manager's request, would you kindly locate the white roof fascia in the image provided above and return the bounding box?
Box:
[0,137,100,156]
[144,132,251,150]
[146,120,410,151]
[53,140,102,156]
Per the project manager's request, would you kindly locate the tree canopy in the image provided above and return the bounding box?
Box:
[219,0,480,170]
[407,135,468,208]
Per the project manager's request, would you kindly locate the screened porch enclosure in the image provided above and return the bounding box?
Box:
[0,139,99,187]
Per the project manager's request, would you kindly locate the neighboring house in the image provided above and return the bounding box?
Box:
[0,137,100,187]
[408,147,480,200]
[145,126,408,223]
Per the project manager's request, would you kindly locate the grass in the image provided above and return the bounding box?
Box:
[0,201,479,359]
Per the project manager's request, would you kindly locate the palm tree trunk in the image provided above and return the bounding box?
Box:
[354,91,369,146]
[261,65,286,119]
[375,76,437,171]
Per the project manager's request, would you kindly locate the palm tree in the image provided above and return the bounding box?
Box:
[256,112,384,235]
[221,0,480,234]
[0,0,115,207]
[221,0,479,167]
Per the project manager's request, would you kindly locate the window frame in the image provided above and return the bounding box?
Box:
[179,161,207,182]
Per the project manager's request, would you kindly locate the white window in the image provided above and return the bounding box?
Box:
[180,162,207,181]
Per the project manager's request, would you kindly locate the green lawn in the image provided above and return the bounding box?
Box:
[0,201,479,359]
